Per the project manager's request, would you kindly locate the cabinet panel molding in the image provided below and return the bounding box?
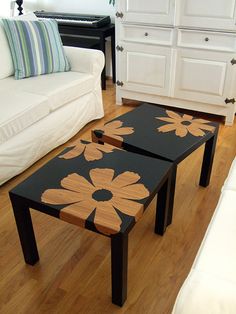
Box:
[119,43,172,96]
[119,0,176,25]
[179,0,236,31]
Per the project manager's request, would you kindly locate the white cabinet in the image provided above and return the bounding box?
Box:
[118,0,175,25]
[178,0,236,31]
[116,0,236,125]
[174,49,233,106]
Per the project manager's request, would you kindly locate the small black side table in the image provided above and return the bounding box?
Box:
[9,140,173,306]
[92,103,219,226]
[59,23,116,90]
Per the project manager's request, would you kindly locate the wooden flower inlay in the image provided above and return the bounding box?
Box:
[41,168,150,235]
[94,120,134,145]
[59,140,118,161]
[156,110,215,138]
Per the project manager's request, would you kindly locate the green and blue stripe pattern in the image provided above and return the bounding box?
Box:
[2,19,70,79]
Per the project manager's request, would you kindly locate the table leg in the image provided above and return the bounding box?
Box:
[100,35,106,90]
[167,164,177,226]
[91,131,104,145]
[111,233,128,306]
[10,194,39,265]
[111,31,116,83]
[199,132,218,187]
[155,172,171,235]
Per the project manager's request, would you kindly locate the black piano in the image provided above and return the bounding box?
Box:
[34,11,111,28]
[34,11,115,90]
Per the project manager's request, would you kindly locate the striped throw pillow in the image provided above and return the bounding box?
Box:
[2,19,70,79]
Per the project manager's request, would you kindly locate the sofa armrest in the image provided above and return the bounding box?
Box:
[172,270,236,314]
[63,46,105,76]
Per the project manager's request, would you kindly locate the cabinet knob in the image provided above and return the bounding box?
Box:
[205,37,210,42]
[116,80,124,87]
[144,32,149,37]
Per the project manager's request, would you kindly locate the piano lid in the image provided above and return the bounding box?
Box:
[34,11,111,28]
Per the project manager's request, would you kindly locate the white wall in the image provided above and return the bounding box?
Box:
[1,0,115,19]
[0,0,12,16]
[1,0,115,17]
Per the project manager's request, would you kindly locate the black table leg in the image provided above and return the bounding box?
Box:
[167,164,177,226]
[155,172,171,235]
[111,233,128,307]
[100,35,106,90]
[199,131,218,187]
[111,31,116,83]
[10,194,39,265]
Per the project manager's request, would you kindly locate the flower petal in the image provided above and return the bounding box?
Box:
[59,142,85,160]
[111,171,140,188]
[104,120,123,130]
[41,189,84,205]
[166,110,182,120]
[112,196,144,222]
[84,143,117,161]
[192,118,210,124]
[90,168,115,189]
[158,123,178,133]
[94,202,122,235]
[182,114,193,121]
[192,122,215,133]
[112,183,150,200]
[156,117,176,123]
[112,127,134,136]
[187,125,205,137]
[60,200,96,228]
[175,125,188,137]
[84,144,103,161]
[97,143,117,153]
[61,173,95,194]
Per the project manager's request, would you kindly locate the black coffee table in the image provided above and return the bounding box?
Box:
[9,140,173,306]
[92,103,219,225]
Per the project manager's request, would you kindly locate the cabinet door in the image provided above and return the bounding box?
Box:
[118,42,172,96]
[174,49,233,106]
[178,0,236,31]
[118,0,175,25]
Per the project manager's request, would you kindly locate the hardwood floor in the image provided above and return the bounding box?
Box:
[0,80,236,314]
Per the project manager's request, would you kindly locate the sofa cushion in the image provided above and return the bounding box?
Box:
[2,19,70,79]
[222,158,236,191]
[2,71,94,111]
[0,91,49,144]
[0,22,14,79]
[193,190,236,282]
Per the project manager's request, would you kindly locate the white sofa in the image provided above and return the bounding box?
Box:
[0,23,104,185]
[172,157,236,314]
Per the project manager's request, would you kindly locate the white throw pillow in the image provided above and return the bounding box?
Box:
[0,13,38,80]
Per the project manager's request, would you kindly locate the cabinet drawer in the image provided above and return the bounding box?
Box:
[177,29,236,52]
[120,24,174,46]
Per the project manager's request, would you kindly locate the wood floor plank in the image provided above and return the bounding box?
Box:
[0,80,236,314]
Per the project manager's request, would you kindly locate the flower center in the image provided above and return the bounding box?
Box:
[92,189,113,202]
[181,120,192,126]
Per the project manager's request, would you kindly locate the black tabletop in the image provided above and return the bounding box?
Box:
[10,141,172,236]
[93,103,219,163]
